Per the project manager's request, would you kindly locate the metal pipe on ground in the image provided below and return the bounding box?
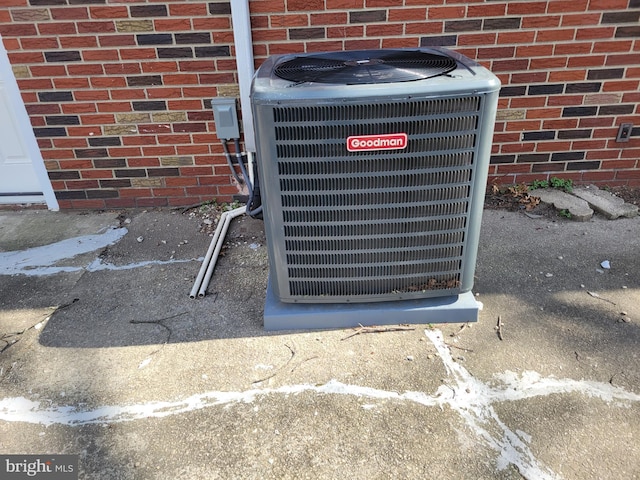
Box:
[189,206,246,299]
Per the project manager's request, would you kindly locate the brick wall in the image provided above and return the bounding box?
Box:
[1,1,639,209]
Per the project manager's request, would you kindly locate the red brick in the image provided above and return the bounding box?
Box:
[367,23,403,36]
[311,12,349,24]
[593,40,634,53]
[326,0,364,8]
[90,6,128,18]
[71,200,106,209]
[154,18,193,31]
[496,164,532,174]
[536,29,576,42]
[77,21,116,34]
[54,139,89,149]
[270,14,308,27]
[152,187,186,197]
[388,8,426,22]
[547,95,584,106]
[457,33,495,46]
[168,3,207,16]
[21,37,59,49]
[428,6,465,19]
[192,17,231,30]
[80,169,114,179]
[120,48,157,60]
[501,143,535,154]
[0,23,37,36]
[109,147,142,157]
[62,103,98,114]
[128,158,161,167]
[142,147,175,157]
[99,35,136,47]
[561,13,601,26]
[588,0,627,9]
[567,55,606,67]
[67,64,104,75]
[507,2,546,14]
[601,160,637,169]
[52,78,90,89]
[79,114,115,125]
[605,54,640,66]
[141,61,178,73]
[38,22,76,35]
[509,98,546,110]
[498,31,535,44]
[111,89,146,100]
[547,0,588,12]
[18,78,53,90]
[581,171,616,182]
[163,74,199,85]
[602,80,640,92]
[578,117,614,127]
[42,149,75,160]
[505,120,542,131]
[82,49,120,62]
[522,16,561,28]
[29,65,67,77]
[287,0,324,10]
[543,119,578,129]
[74,90,109,101]
[530,56,567,69]
[490,59,529,72]
[50,7,89,20]
[511,72,548,83]
[96,102,132,113]
[105,63,142,75]
[516,45,553,57]
[477,46,514,59]
[576,27,616,40]
[548,70,587,82]
[554,42,592,55]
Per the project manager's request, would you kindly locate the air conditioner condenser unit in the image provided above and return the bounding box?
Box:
[250,48,500,330]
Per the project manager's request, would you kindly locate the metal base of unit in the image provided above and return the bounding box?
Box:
[263,279,480,331]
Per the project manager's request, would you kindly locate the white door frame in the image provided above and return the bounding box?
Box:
[0,35,58,211]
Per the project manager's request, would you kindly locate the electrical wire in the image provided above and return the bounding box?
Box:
[221,139,244,185]
[231,139,263,218]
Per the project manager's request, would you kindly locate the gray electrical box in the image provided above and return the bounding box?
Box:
[211,97,240,140]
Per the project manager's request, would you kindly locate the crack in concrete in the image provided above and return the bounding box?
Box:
[1,329,639,479]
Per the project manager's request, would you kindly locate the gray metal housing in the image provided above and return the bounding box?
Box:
[251,47,500,305]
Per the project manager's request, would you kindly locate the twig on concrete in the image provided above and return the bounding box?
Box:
[252,343,296,384]
[444,342,474,353]
[450,323,470,338]
[290,355,319,373]
[496,315,504,341]
[341,323,416,341]
[586,290,616,306]
[130,311,188,356]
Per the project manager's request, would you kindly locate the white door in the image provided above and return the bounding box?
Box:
[0,36,58,210]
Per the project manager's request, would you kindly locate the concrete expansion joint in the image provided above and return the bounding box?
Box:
[532,184,639,221]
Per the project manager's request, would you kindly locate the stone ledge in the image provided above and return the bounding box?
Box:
[572,185,639,220]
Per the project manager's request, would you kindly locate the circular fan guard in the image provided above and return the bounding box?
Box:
[274,49,458,85]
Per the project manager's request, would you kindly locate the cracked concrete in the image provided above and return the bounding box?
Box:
[1,207,639,479]
[533,185,638,221]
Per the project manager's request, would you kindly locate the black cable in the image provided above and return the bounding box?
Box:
[232,139,263,218]
[221,139,243,185]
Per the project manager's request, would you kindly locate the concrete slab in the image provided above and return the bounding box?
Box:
[572,184,639,219]
[264,285,480,330]
[532,188,593,221]
[1,207,639,479]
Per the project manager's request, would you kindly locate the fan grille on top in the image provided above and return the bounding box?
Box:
[273,49,458,85]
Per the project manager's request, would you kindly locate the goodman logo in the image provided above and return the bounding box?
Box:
[346,133,408,152]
